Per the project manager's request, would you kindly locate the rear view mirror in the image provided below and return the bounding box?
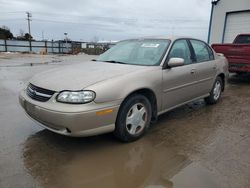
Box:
[168,58,184,68]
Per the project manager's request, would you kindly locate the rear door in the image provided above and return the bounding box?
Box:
[189,39,217,97]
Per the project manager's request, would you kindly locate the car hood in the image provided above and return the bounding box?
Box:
[30,61,149,91]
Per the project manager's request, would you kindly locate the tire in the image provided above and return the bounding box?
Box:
[114,94,152,142]
[205,77,223,105]
[236,72,245,76]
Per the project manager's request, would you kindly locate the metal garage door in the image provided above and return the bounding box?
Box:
[224,11,250,43]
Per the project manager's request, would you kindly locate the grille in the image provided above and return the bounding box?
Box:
[26,83,55,102]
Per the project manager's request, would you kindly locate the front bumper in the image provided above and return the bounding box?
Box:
[19,89,121,137]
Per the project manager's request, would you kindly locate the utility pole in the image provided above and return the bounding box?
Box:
[26,12,32,52]
[64,32,68,53]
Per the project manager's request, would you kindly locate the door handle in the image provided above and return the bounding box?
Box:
[190,68,196,74]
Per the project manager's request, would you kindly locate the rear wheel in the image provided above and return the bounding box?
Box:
[114,94,152,142]
[205,77,223,105]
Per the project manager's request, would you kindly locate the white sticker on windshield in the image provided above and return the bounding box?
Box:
[141,43,160,48]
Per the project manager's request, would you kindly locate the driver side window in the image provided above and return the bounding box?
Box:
[169,40,192,65]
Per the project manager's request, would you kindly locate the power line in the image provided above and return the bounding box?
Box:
[0,11,208,23]
[0,6,209,23]
[0,11,25,14]
[0,18,24,21]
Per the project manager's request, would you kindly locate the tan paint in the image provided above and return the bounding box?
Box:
[19,36,228,137]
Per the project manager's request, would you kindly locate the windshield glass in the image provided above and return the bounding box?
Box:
[234,35,250,44]
[96,39,170,66]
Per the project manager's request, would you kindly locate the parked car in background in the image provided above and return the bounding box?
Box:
[19,37,228,142]
[212,34,250,74]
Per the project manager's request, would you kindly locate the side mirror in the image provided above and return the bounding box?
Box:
[168,58,185,68]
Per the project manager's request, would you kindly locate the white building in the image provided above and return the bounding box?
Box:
[208,0,250,44]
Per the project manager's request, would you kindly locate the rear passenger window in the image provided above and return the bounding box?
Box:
[190,40,214,62]
[234,35,250,44]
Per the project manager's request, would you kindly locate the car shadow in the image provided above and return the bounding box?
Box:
[228,73,250,85]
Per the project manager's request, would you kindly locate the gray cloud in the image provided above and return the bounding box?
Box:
[0,0,211,41]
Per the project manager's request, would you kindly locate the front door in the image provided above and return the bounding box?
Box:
[162,39,197,111]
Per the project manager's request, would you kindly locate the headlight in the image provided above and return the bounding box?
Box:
[56,90,95,104]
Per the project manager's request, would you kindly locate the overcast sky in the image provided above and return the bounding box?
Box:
[0,0,212,42]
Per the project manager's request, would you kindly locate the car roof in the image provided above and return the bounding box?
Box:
[123,36,199,41]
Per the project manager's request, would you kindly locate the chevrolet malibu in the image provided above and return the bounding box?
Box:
[19,37,228,142]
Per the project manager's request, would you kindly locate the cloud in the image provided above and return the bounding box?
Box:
[0,0,211,41]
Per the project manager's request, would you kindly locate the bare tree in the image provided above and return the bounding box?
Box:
[19,29,25,37]
[2,25,10,30]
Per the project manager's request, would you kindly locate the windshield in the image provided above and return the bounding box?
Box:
[96,39,170,66]
[234,35,250,44]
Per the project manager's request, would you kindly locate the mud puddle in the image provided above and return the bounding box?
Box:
[22,131,221,188]
[0,60,62,68]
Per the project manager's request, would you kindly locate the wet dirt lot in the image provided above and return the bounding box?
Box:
[0,53,250,188]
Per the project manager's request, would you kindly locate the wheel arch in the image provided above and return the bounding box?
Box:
[217,73,225,91]
[118,88,158,123]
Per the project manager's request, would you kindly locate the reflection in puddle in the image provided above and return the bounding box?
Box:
[23,131,191,188]
[171,163,220,188]
[22,130,221,188]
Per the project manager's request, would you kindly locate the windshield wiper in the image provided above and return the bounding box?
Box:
[102,60,126,64]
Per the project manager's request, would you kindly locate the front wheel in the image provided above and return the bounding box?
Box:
[114,94,152,142]
[205,77,223,105]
